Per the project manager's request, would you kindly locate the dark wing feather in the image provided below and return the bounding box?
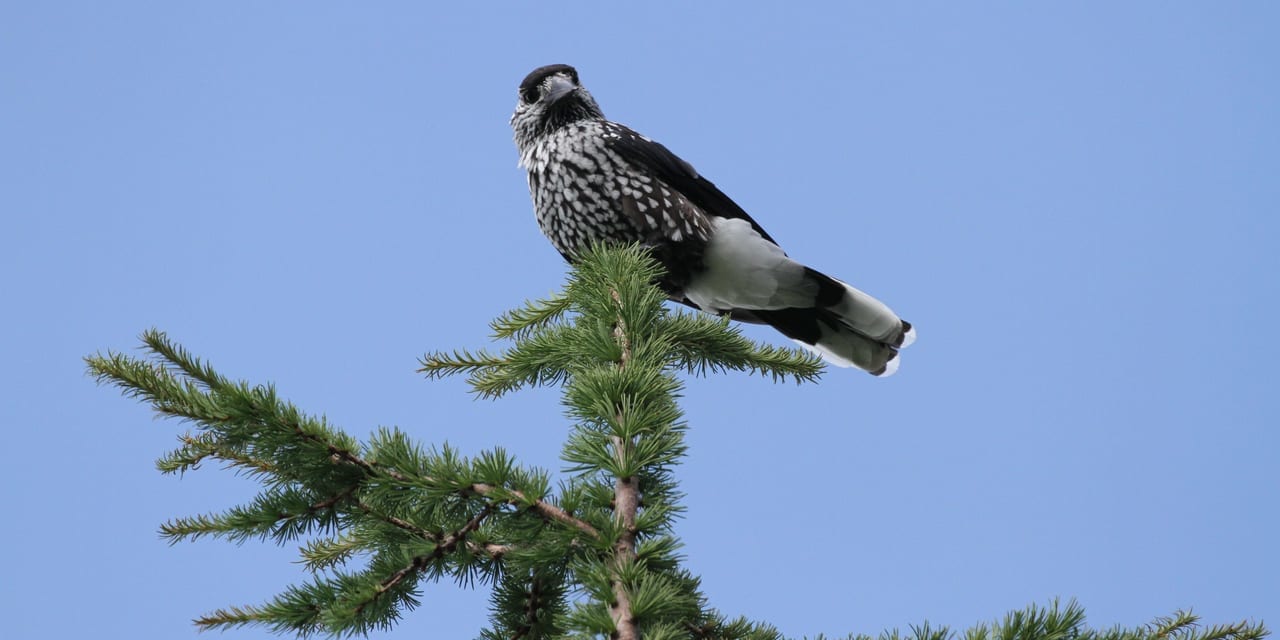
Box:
[602,123,781,247]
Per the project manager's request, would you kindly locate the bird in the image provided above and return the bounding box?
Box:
[510,64,915,376]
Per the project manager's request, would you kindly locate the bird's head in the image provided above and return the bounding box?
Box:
[510,64,604,152]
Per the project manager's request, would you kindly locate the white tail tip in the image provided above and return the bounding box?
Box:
[877,353,901,377]
[900,323,917,349]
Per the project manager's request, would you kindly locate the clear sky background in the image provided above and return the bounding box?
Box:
[2,3,1276,638]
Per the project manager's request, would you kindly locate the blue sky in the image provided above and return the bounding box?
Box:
[2,3,1276,638]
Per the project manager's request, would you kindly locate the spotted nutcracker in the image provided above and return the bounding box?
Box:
[510,64,915,375]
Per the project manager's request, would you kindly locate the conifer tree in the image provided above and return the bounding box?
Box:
[88,245,1267,640]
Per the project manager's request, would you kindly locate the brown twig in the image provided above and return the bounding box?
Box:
[473,541,511,560]
[357,501,514,561]
[356,500,435,539]
[284,416,600,539]
[470,481,599,538]
[510,573,546,640]
[356,505,495,615]
[178,433,276,474]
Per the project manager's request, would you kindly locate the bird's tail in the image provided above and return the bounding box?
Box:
[752,269,915,376]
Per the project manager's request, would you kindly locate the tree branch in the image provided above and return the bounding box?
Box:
[281,416,599,540]
[357,500,512,560]
[169,433,277,474]
[510,573,548,640]
[95,249,1271,639]
[356,505,496,616]
[470,481,598,539]
[609,287,640,640]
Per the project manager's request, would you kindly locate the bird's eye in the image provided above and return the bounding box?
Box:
[520,85,541,104]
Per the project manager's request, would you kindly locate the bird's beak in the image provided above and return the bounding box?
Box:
[545,74,577,103]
